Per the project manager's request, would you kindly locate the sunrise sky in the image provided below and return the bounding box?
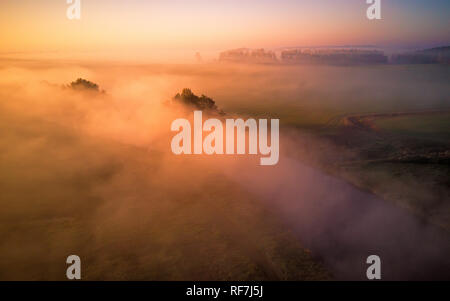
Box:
[1,0,449,60]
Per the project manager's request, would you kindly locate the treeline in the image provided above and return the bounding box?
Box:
[280,48,387,65]
[218,46,450,65]
[391,46,450,65]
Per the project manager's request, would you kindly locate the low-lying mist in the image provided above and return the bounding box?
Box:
[0,58,449,280]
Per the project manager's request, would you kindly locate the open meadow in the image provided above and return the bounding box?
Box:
[1,58,449,280]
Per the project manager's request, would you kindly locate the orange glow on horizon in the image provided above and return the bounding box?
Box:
[1,0,449,61]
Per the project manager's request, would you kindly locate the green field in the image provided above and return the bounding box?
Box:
[375,113,450,143]
[205,63,450,231]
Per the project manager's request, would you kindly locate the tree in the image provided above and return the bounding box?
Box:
[173,89,223,114]
[69,78,100,91]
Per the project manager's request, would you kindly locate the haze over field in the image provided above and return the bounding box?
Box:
[1,0,449,281]
[1,58,449,279]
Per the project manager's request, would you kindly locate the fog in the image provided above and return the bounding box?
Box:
[0,58,449,280]
[225,133,450,280]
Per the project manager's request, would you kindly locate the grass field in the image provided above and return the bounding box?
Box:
[375,113,450,143]
[211,64,450,231]
[0,103,331,280]
[0,59,448,279]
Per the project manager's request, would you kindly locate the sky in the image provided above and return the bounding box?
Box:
[0,0,449,60]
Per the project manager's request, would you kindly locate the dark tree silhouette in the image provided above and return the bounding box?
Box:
[69,78,100,91]
[173,88,224,114]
